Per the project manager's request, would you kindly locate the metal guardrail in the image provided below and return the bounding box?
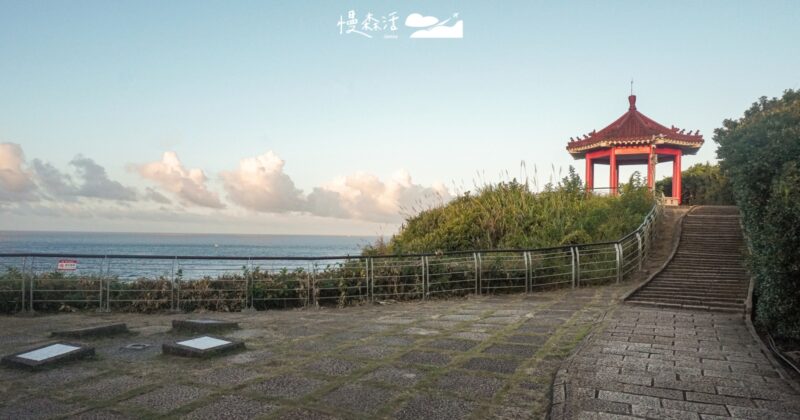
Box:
[0,203,662,313]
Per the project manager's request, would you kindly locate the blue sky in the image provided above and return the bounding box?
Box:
[1,1,798,234]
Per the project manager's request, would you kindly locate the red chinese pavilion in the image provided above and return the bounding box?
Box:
[566,95,703,204]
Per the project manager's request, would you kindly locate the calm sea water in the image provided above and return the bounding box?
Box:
[0,231,376,257]
[0,231,378,279]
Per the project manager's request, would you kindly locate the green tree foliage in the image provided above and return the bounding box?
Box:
[656,163,734,205]
[714,89,800,339]
[364,167,654,255]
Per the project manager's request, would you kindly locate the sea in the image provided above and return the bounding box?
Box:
[0,231,378,280]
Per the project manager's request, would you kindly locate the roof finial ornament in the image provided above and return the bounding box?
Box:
[630,78,634,96]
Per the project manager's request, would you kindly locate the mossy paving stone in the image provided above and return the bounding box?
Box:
[432,370,506,399]
[343,344,401,359]
[392,394,476,420]
[245,374,327,399]
[272,407,343,420]
[182,394,279,420]
[123,384,211,414]
[319,383,398,416]
[304,357,366,377]
[505,334,549,346]
[191,365,264,387]
[70,408,132,420]
[423,338,479,352]
[0,397,83,419]
[69,374,150,401]
[400,350,452,366]
[483,343,540,358]
[360,365,425,388]
[461,357,521,375]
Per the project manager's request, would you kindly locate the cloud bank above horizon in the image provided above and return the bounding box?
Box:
[0,142,452,232]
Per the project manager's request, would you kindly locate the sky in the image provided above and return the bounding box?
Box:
[1,1,799,235]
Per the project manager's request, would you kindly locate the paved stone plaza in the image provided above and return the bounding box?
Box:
[0,285,626,419]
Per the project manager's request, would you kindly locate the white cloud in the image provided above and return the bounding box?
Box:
[220,151,304,213]
[405,13,439,28]
[410,20,463,39]
[307,169,451,223]
[0,142,37,201]
[137,151,224,209]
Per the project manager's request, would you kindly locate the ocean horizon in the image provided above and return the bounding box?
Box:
[0,230,378,258]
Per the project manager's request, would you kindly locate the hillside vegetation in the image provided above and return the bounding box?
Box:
[365,168,654,255]
[656,163,734,205]
[715,89,800,340]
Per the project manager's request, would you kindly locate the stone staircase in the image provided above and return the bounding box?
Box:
[626,205,750,313]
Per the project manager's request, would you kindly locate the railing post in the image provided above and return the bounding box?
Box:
[19,256,26,314]
[171,257,177,312]
[422,256,428,300]
[476,253,483,295]
[106,257,112,312]
[523,251,531,294]
[615,243,623,283]
[28,256,35,312]
[636,232,643,271]
[368,257,373,303]
[310,261,317,308]
[570,247,576,288]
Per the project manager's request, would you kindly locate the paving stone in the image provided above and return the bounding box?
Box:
[193,366,263,387]
[433,370,505,399]
[660,399,729,416]
[401,350,451,366]
[305,357,365,376]
[425,338,479,352]
[506,334,549,346]
[182,395,278,419]
[0,397,82,419]
[726,405,800,420]
[393,394,476,420]
[596,390,660,409]
[361,366,424,388]
[343,344,399,359]
[462,357,521,374]
[247,375,326,399]
[125,385,211,414]
[278,408,342,420]
[631,404,701,420]
[72,375,149,400]
[483,343,539,358]
[70,409,132,420]
[320,383,396,415]
[453,331,492,341]
[577,397,631,415]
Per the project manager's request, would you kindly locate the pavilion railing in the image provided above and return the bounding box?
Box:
[0,203,662,313]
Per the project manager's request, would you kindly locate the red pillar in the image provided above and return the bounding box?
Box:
[585,156,594,192]
[609,147,618,195]
[672,150,682,204]
[647,146,655,190]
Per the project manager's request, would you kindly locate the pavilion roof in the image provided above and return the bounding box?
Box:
[566,95,703,158]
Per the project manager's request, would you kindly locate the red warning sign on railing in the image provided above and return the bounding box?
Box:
[57,259,78,271]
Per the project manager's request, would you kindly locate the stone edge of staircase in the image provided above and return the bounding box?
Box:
[619,205,694,304]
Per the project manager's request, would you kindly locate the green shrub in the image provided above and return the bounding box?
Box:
[656,162,734,205]
[714,89,800,339]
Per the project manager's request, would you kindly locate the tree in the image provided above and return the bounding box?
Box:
[714,89,800,339]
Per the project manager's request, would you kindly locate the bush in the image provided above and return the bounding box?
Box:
[365,167,654,255]
[714,89,800,339]
[656,162,734,205]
